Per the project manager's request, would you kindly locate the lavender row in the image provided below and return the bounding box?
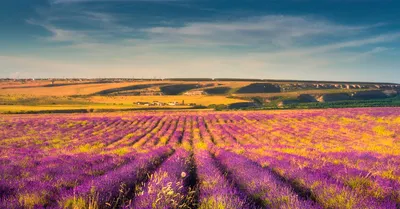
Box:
[214,149,319,209]
[240,150,398,209]
[60,146,173,208]
[131,149,194,209]
[194,150,257,209]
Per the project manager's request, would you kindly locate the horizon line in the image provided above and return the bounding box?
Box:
[1,77,399,85]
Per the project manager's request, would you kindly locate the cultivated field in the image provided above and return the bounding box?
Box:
[0,81,250,113]
[0,82,142,96]
[1,79,399,113]
[0,108,399,208]
[0,81,246,96]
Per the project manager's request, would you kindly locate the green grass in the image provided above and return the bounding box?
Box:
[281,96,400,109]
[0,95,91,106]
[208,96,400,111]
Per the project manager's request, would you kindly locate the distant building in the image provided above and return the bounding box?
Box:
[168,101,180,106]
[151,101,165,106]
[136,102,150,105]
[183,90,207,96]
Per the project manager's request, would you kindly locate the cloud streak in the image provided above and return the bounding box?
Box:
[27,19,89,43]
[29,3,393,53]
[143,15,378,48]
[9,2,399,82]
[26,8,134,44]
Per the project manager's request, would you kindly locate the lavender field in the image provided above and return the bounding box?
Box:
[0,108,399,209]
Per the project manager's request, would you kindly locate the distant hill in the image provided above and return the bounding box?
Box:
[236,83,281,94]
[204,87,231,95]
[1,78,399,97]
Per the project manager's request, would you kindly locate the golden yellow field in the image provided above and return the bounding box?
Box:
[0,82,143,96]
[0,80,50,89]
[0,105,94,112]
[0,81,251,96]
[0,104,193,113]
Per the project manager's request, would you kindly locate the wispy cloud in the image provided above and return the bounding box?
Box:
[15,2,399,82]
[143,16,382,48]
[253,32,400,60]
[27,7,134,43]
[29,3,392,52]
[344,47,391,62]
[27,9,399,68]
[27,19,89,43]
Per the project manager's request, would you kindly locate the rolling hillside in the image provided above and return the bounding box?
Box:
[1,79,399,113]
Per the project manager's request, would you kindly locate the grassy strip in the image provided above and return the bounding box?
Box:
[208,96,400,111]
[0,106,206,114]
[280,96,400,109]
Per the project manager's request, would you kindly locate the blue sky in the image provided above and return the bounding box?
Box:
[1,0,400,82]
